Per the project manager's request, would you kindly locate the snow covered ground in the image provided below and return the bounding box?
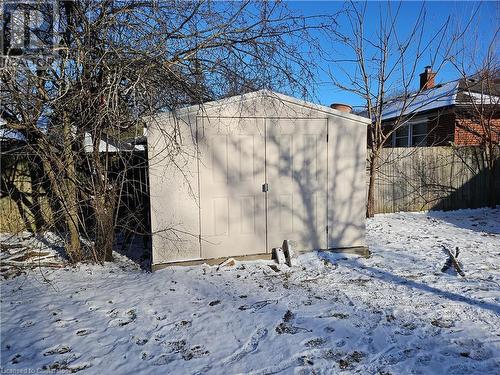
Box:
[1,208,499,374]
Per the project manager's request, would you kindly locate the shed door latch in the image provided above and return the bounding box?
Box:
[262,183,269,192]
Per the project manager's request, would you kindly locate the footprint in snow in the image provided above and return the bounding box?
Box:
[162,339,186,353]
[20,320,35,328]
[157,338,208,361]
[222,327,268,365]
[415,353,432,365]
[106,308,119,318]
[451,338,493,361]
[109,318,131,327]
[44,345,72,356]
[394,321,418,336]
[173,320,192,330]
[275,323,310,335]
[75,329,93,336]
[380,347,416,365]
[318,312,350,319]
[337,351,365,370]
[297,355,314,366]
[275,310,311,335]
[448,358,500,375]
[303,337,328,348]
[141,351,153,361]
[182,345,210,361]
[335,339,347,348]
[43,360,91,373]
[134,337,148,346]
[108,309,137,327]
[238,300,276,311]
[55,319,78,328]
[431,318,454,328]
[152,353,176,366]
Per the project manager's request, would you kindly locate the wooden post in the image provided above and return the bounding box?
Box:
[282,240,297,267]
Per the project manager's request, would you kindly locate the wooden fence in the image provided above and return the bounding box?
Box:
[371,146,500,214]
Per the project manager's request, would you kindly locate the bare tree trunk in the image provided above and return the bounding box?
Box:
[62,111,82,262]
[94,188,116,262]
[366,151,377,218]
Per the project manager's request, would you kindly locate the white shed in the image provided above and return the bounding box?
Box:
[147,90,369,269]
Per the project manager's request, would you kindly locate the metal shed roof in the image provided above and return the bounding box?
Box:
[154,90,371,125]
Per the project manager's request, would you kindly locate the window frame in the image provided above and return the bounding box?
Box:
[392,120,428,147]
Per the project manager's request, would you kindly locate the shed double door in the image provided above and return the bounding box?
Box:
[198,117,327,259]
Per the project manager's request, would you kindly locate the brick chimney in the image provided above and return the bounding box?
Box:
[419,65,436,90]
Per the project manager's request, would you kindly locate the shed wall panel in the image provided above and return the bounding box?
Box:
[148,116,201,263]
[327,116,367,248]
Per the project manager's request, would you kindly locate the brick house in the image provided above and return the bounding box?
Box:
[380,66,500,147]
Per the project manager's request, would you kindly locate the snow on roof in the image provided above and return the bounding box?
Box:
[0,128,23,140]
[459,90,500,105]
[83,132,145,153]
[381,81,459,121]
[381,77,500,121]
[0,118,25,141]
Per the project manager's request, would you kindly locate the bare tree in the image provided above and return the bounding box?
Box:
[326,1,462,217]
[0,0,328,263]
[450,27,499,208]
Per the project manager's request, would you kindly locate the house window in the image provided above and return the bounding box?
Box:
[392,121,427,147]
[394,125,410,147]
